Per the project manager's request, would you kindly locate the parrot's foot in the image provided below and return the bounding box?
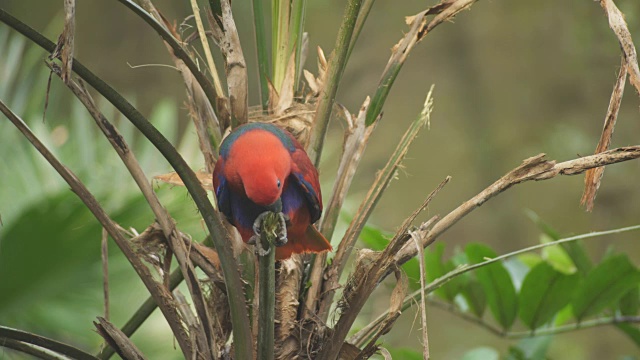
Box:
[249,212,288,255]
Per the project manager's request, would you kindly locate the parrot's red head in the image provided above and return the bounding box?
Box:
[224,128,292,206]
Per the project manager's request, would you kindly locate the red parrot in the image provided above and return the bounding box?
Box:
[212,122,332,260]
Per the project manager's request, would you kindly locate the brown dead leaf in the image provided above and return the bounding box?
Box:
[154,171,213,191]
[582,58,627,211]
[275,51,297,115]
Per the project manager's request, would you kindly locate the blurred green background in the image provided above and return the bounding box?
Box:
[1,0,639,359]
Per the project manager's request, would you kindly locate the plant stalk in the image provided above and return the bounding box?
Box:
[0,10,254,360]
[309,0,363,167]
[257,212,279,360]
[252,0,271,109]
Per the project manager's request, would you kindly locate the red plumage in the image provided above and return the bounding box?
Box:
[212,123,332,260]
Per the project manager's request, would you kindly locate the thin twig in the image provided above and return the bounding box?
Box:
[137,0,221,170]
[113,0,221,114]
[50,0,74,83]
[410,229,429,359]
[101,228,110,321]
[352,223,640,346]
[189,0,224,96]
[429,298,640,339]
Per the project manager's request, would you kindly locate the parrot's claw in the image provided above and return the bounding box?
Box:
[252,235,271,256]
[252,212,289,250]
[274,213,288,247]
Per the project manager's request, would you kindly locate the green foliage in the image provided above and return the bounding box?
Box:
[466,243,518,330]
[0,25,205,358]
[571,254,640,321]
[462,347,500,360]
[424,243,463,302]
[518,262,578,330]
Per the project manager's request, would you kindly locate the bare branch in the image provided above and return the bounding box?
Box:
[317,86,434,321]
[94,318,147,360]
[50,0,75,83]
[355,269,408,359]
[305,97,375,318]
[599,0,640,95]
[395,147,640,265]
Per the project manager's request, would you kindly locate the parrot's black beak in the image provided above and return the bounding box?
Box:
[265,197,283,213]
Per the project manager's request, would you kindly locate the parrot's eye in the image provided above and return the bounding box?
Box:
[277,179,281,188]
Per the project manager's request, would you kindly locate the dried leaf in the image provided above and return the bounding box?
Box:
[154,171,213,191]
[581,58,627,211]
[94,317,147,360]
[275,256,303,359]
[59,0,75,83]
[275,51,297,115]
[304,69,320,95]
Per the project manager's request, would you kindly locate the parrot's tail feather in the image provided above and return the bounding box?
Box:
[303,225,333,252]
[275,225,332,260]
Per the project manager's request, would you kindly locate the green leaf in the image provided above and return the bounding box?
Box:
[619,286,639,316]
[519,262,579,329]
[540,234,577,275]
[466,243,518,330]
[519,253,543,269]
[462,347,500,360]
[615,323,640,348]
[359,224,391,251]
[460,279,486,318]
[526,209,592,275]
[387,347,423,360]
[507,336,552,360]
[572,254,640,321]
[425,243,463,301]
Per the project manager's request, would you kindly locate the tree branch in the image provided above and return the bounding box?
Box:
[395,146,640,265]
[0,326,97,360]
[0,337,70,360]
